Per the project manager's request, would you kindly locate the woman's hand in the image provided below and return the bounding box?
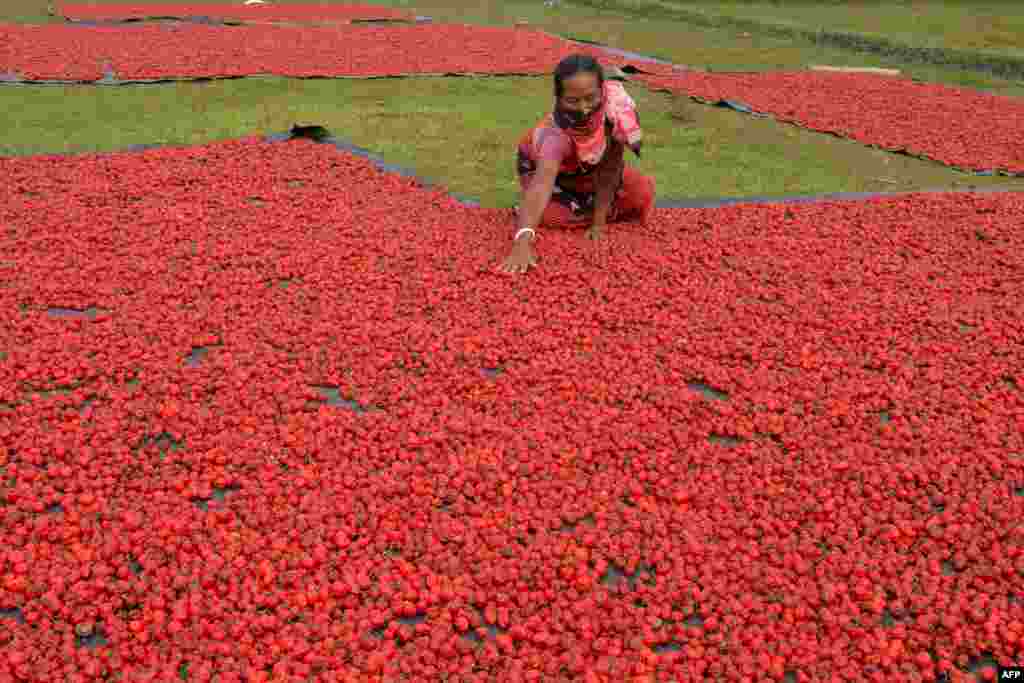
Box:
[498,240,538,274]
[501,158,557,275]
[585,222,606,241]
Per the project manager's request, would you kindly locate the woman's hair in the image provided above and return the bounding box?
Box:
[553,54,604,97]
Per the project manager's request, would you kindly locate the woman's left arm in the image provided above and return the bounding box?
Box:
[588,139,625,239]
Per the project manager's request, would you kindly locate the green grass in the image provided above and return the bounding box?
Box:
[665,1,1024,59]
[3,76,1022,207]
[373,0,1024,96]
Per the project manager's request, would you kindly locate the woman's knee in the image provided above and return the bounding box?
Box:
[628,168,655,199]
[614,170,655,220]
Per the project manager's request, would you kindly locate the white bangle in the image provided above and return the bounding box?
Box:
[514,228,536,242]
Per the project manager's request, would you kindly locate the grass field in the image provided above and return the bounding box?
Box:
[4,76,1023,207]
[1,0,1022,205]
[658,1,1024,58]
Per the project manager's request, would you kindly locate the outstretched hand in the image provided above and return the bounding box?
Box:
[497,241,538,275]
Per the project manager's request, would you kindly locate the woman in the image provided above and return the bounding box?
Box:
[497,54,656,275]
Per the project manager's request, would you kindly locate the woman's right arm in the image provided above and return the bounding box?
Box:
[514,158,560,244]
[498,158,559,274]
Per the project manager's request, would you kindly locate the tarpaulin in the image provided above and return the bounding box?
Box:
[60,16,434,27]
[56,2,417,24]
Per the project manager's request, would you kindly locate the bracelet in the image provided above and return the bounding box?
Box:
[514,228,536,242]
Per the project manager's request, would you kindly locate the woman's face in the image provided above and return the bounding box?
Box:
[556,72,602,127]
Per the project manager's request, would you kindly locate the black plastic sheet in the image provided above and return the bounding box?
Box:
[57,15,432,27]
[62,16,244,27]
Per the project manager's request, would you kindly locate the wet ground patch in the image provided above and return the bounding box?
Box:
[47,306,108,320]
[686,381,729,401]
[558,513,596,534]
[74,622,109,649]
[310,385,372,413]
[880,606,913,628]
[651,611,705,655]
[368,611,430,646]
[78,396,97,416]
[136,431,185,460]
[708,433,745,447]
[960,652,1002,680]
[266,277,298,290]
[459,606,508,645]
[0,607,25,624]
[600,561,656,591]
[192,484,242,511]
[185,343,223,367]
[396,612,427,627]
[1,382,95,414]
